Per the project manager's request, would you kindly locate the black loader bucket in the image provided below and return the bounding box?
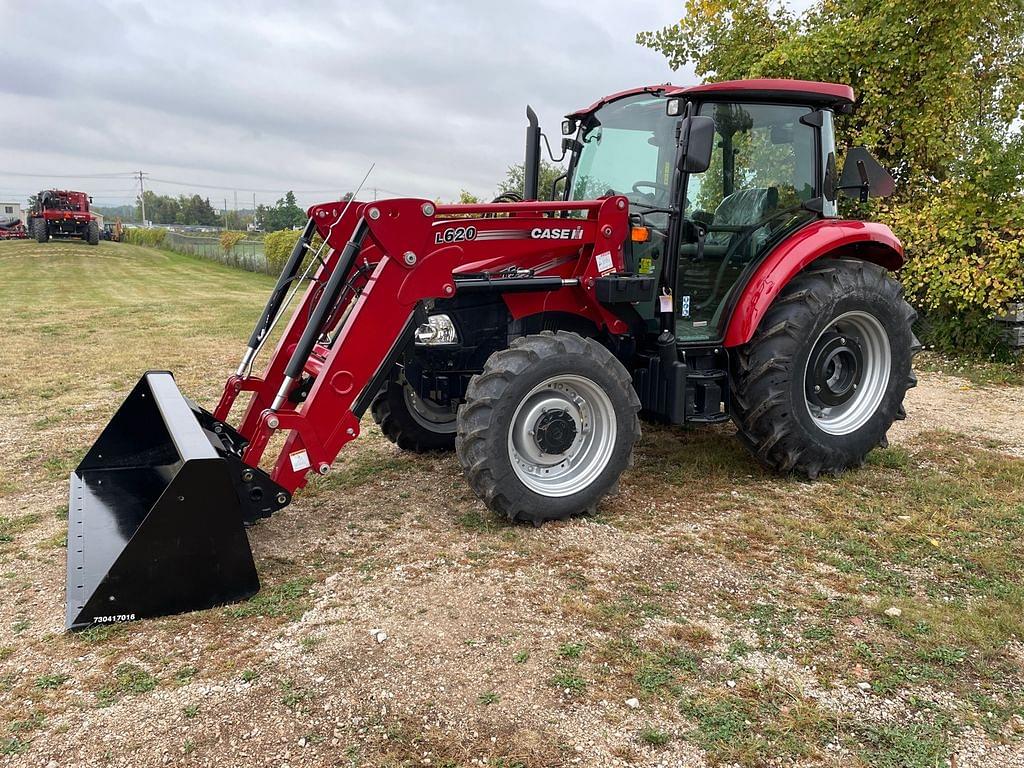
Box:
[66,371,289,631]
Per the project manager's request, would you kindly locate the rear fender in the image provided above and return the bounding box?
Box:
[722,220,903,348]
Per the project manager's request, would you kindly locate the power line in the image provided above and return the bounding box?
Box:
[0,170,137,179]
[146,176,354,194]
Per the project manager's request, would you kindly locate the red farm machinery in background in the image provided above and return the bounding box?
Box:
[28,190,100,245]
[0,216,27,240]
[66,79,918,630]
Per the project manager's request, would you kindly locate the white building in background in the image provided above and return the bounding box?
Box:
[0,201,24,224]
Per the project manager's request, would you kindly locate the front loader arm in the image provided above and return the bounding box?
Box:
[219,196,630,494]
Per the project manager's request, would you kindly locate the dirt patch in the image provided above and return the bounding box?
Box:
[890,370,1024,456]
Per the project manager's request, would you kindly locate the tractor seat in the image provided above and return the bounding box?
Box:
[706,187,779,248]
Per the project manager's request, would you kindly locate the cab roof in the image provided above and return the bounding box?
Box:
[567,79,856,119]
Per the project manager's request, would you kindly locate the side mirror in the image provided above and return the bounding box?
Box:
[677,116,716,174]
[838,147,894,201]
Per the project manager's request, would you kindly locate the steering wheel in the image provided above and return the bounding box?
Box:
[632,181,669,198]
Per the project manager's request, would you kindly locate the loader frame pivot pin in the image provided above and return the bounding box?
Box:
[421,202,435,216]
[403,251,417,266]
[367,207,381,220]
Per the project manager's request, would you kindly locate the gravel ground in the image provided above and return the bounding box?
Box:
[0,372,1017,768]
[2,242,1023,767]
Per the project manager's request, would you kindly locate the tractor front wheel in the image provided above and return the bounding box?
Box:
[31,219,47,243]
[456,331,640,525]
[731,258,919,478]
[371,371,457,452]
[86,220,100,246]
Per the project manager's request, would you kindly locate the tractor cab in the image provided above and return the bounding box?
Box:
[563,82,849,345]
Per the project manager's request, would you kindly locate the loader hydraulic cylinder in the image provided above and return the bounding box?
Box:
[238,218,317,376]
[272,219,369,410]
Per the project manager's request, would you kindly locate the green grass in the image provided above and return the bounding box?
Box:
[556,642,584,660]
[0,737,28,756]
[549,669,587,693]
[96,663,158,706]
[34,673,70,690]
[224,577,313,620]
[680,684,835,766]
[0,514,42,544]
[279,678,309,710]
[916,350,1024,387]
[638,727,670,746]
[635,648,700,694]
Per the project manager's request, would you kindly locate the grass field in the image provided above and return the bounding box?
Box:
[1,239,1023,767]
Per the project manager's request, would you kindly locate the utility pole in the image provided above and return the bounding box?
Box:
[136,170,147,224]
[233,189,238,229]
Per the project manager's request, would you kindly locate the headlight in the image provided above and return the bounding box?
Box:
[414,314,459,346]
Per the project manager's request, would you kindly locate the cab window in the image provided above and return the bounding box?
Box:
[676,102,818,342]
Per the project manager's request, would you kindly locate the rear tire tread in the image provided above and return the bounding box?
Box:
[731,258,919,478]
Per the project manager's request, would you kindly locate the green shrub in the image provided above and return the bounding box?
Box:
[914,309,1012,359]
[264,229,303,272]
[264,229,327,274]
[122,227,167,248]
[219,230,247,255]
[878,157,1024,355]
[884,189,1024,318]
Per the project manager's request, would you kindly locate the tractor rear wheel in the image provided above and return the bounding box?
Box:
[456,331,640,525]
[31,218,47,243]
[731,258,919,478]
[371,370,456,452]
[86,220,100,246]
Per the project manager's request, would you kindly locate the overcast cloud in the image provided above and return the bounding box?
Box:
[0,0,693,210]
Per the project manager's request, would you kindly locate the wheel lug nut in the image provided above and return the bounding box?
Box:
[814,385,821,393]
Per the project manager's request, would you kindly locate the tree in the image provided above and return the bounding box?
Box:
[137,191,179,224]
[496,160,567,201]
[176,194,218,226]
[135,192,220,225]
[638,1,1024,351]
[256,191,306,232]
[637,0,1024,188]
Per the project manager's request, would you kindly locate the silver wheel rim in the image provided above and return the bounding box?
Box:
[403,385,457,434]
[507,374,617,497]
[803,310,891,436]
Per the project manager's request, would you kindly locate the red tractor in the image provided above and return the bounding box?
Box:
[28,189,100,245]
[66,79,918,630]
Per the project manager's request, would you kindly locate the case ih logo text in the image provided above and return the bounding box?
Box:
[531,226,584,240]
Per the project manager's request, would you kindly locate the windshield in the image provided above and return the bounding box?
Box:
[568,94,676,208]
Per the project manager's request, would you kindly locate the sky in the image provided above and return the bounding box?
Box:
[0,0,695,211]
